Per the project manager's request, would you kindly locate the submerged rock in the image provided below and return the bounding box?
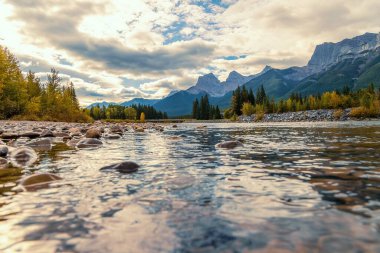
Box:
[1,132,19,139]
[0,157,9,169]
[76,138,103,149]
[85,128,101,139]
[103,134,121,139]
[20,131,40,139]
[100,161,139,173]
[18,173,62,191]
[26,138,53,151]
[40,129,54,137]
[215,140,243,149]
[0,145,9,157]
[66,138,81,147]
[9,147,38,167]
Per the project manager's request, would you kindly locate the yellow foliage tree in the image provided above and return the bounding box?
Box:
[140,112,145,122]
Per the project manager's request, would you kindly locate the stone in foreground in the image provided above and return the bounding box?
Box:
[76,138,103,149]
[85,128,101,139]
[18,173,62,191]
[215,140,243,149]
[100,161,139,173]
[9,147,38,167]
[0,145,9,157]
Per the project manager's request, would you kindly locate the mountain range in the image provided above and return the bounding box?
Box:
[88,32,380,116]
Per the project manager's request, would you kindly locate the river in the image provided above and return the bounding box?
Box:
[1,121,380,252]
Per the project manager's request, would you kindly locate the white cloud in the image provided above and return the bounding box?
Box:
[1,0,379,104]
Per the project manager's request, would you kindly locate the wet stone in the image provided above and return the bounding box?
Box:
[100,161,139,173]
[0,157,9,169]
[1,132,19,139]
[40,129,54,137]
[215,140,243,149]
[20,131,41,139]
[103,134,121,139]
[9,147,38,167]
[76,138,103,149]
[0,145,9,157]
[85,128,101,139]
[18,173,62,192]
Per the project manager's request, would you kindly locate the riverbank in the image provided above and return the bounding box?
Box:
[238,108,380,122]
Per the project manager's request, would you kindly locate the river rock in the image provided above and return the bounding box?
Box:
[66,138,81,147]
[103,134,121,139]
[9,147,38,167]
[215,140,243,149]
[0,145,9,157]
[18,173,62,191]
[1,132,19,139]
[26,138,53,151]
[20,131,40,139]
[100,161,139,173]
[76,138,103,149]
[134,127,144,133]
[109,125,123,135]
[0,157,8,169]
[40,129,54,137]
[85,128,101,139]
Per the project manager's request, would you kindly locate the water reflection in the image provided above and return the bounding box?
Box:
[0,121,380,252]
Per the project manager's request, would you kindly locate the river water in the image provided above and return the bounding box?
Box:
[1,121,380,253]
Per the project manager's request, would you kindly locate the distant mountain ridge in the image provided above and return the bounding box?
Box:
[89,32,380,116]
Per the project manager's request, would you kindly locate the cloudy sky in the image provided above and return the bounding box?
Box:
[1,0,379,105]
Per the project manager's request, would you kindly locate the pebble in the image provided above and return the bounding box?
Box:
[18,173,62,191]
[76,138,103,149]
[0,145,9,157]
[85,128,101,139]
[9,147,38,167]
[0,157,9,169]
[100,161,139,173]
[215,140,243,149]
[40,129,54,137]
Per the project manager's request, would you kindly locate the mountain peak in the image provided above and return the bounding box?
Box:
[226,71,243,82]
[196,73,220,85]
[307,32,380,72]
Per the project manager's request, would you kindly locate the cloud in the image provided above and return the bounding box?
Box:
[1,0,379,105]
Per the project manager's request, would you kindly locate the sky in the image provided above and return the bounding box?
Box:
[1,0,380,105]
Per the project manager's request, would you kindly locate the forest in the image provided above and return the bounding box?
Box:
[192,95,222,120]
[224,84,380,119]
[0,46,91,122]
[88,104,168,121]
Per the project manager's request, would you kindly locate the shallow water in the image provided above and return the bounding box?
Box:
[1,121,380,253]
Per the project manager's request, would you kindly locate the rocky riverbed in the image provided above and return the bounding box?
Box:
[1,120,380,252]
[239,108,359,122]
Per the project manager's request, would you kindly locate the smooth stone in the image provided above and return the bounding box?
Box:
[134,127,144,133]
[100,161,139,173]
[0,145,9,157]
[76,138,103,149]
[20,131,40,139]
[10,147,38,167]
[26,138,52,147]
[26,138,53,151]
[167,136,182,141]
[109,125,123,134]
[85,128,101,139]
[0,157,8,169]
[53,132,70,138]
[215,140,243,149]
[40,129,54,137]
[18,173,62,191]
[103,134,121,139]
[1,132,19,139]
[66,138,80,147]
[172,125,178,128]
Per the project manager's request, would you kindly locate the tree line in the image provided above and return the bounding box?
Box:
[192,95,222,120]
[0,46,90,122]
[226,83,380,119]
[88,104,168,121]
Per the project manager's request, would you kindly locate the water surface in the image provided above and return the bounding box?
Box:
[1,121,380,252]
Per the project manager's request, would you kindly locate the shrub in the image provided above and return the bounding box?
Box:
[241,102,255,116]
[333,109,344,120]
